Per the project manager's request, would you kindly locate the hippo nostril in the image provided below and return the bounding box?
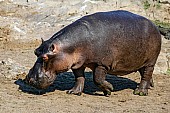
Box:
[29,78,34,83]
[42,54,48,62]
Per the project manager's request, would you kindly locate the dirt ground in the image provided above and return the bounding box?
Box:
[0,42,170,113]
[0,0,170,113]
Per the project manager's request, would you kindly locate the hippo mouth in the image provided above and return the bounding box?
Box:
[25,64,57,89]
[25,73,56,89]
[41,76,55,88]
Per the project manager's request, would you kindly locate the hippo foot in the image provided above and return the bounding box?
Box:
[66,77,85,96]
[66,88,82,96]
[133,88,148,96]
[103,90,112,97]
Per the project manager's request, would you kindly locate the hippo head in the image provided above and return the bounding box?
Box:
[25,39,75,89]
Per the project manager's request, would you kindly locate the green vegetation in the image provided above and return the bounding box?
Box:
[153,20,170,28]
[156,2,161,9]
[166,69,170,75]
[143,0,150,10]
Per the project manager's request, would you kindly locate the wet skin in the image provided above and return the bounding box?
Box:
[25,10,162,96]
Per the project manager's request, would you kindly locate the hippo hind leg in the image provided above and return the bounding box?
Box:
[93,66,113,96]
[66,66,85,96]
[133,66,154,96]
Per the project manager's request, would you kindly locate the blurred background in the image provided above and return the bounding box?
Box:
[0,0,170,75]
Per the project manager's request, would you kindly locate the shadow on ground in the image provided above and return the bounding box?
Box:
[15,72,138,95]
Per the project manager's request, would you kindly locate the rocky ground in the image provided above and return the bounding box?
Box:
[0,0,170,113]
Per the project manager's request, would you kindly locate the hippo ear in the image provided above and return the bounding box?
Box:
[49,44,59,53]
[41,38,44,44]
[49,44,55,52]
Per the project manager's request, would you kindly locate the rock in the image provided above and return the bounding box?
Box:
[0,58,29,79]
[166,54,170,69]
[154,59,168,74]
[0,0,170,74]
[157,26,170,40]
[160,0,170,4]
[154,37,170,74]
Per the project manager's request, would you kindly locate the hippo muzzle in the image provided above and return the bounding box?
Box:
[25,59,56,89]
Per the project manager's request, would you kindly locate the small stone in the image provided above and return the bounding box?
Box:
[118,100,126,102]
[163,102,168,105]
[158,93,162,96]
[162,107,166,109]
[1,61,5,65]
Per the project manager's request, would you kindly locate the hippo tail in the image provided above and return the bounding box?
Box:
[157,26,170,40]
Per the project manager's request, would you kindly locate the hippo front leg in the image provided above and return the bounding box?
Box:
[133,66,154,96]
[93,66,113,96]
[67,67,85,96]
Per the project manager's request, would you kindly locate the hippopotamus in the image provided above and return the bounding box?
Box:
[25,10,162,96]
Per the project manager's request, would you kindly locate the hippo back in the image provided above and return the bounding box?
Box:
[52,10,161,74]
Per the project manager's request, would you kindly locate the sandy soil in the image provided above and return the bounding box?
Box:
[0,43,170,113]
